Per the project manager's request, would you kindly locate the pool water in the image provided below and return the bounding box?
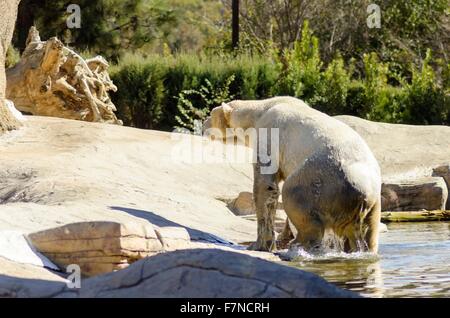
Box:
[286,222,450,298]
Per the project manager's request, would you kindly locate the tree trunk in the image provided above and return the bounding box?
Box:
[0,0,21,134]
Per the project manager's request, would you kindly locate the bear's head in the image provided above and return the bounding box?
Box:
[203,102,233,141]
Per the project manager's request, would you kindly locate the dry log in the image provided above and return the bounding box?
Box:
[6,27,121,124]
[381,210,450,222]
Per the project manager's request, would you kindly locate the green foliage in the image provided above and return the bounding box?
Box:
[175,75,235,130]
[400,50,449,125]
[277,21,323,101]
[111,27,449,131]
[109,57,165,129]
[5,46,20,68]
[316,55,352,115]
[110,53,278,130]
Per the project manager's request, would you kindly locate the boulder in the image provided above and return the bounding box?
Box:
[228,191,255,216]
[381,177,448,211]
[0,256,67,298]
[336,116,450,179]
[432,165,450,209]
[28,221,163,277]
[71,249,357,298]
[154,226,191,251]
[0,249,356,298]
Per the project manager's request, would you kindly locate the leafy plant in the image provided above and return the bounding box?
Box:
[175,75,236,130]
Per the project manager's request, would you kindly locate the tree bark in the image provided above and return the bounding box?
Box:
[0,0,21,134]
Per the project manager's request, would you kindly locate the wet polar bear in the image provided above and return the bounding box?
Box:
[206,96,381,253]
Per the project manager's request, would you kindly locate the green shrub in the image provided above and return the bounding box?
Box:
[400,50,449,125]
[5,45,20,68]
[175,75,236,130]
[312,55,352,115]
[110,28,449,130]
[277,21,323,101]
[110,53,278,130]
[109,56,166,129]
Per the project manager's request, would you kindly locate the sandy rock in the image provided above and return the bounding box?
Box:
[0,256,67,298]
[0,116,256,244]
[432,165,450,209]
[155,226,191,251]
[336,116,450,179]
[28,221,163,277]
[228,191,255,216]
[381,177,448,211]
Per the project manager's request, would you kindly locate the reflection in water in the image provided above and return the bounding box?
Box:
[285,222,450,298]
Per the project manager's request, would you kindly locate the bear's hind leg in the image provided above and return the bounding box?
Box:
[363,199,381,253]
[282,182,325,252]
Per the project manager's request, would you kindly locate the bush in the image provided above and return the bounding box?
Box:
[110,53,278,130]
[110,26,449,130]
[400,50,449,125]
[175,75,236,130]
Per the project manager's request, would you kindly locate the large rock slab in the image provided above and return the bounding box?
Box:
[0,256,67,298]
[0,116,255,244]
[381,177,448,211]
[0,249,356,298]
[72,249,357,298]
[28,221,164,277]
[336,116,450,180]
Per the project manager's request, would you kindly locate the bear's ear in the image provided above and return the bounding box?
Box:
[221,102,233,122]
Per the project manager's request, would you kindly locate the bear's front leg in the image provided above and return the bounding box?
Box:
[248,165,280,252]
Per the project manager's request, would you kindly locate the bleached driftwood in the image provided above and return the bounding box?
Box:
[6,27,122,124]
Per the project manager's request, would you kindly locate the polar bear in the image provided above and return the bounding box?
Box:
[205,96,381,253]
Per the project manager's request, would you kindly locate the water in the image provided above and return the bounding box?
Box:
[285,222,450,298]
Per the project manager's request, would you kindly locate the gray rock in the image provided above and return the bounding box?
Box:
[0,249,358,298]
[75,249,357,298]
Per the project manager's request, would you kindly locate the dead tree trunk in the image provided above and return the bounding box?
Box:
[6,27,122,125]
[0,0,21,134]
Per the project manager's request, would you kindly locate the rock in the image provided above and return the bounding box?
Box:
[378,223,388,233]
[0,249,356,298]
[5,99,25,122]
[432,165,450,209]
[0,230,58,270]
[0,116,256,244]
[72,249,357,298]
[155,226,191,251]
[6,27,121,124]
[0,256,68,298]
[336,116,450,180]
[381,177,448,211]
[228,191,255,216]
[28,221,163,277]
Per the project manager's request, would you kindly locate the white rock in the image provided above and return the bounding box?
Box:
[0,230,58,270]
[6,99,26,122]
